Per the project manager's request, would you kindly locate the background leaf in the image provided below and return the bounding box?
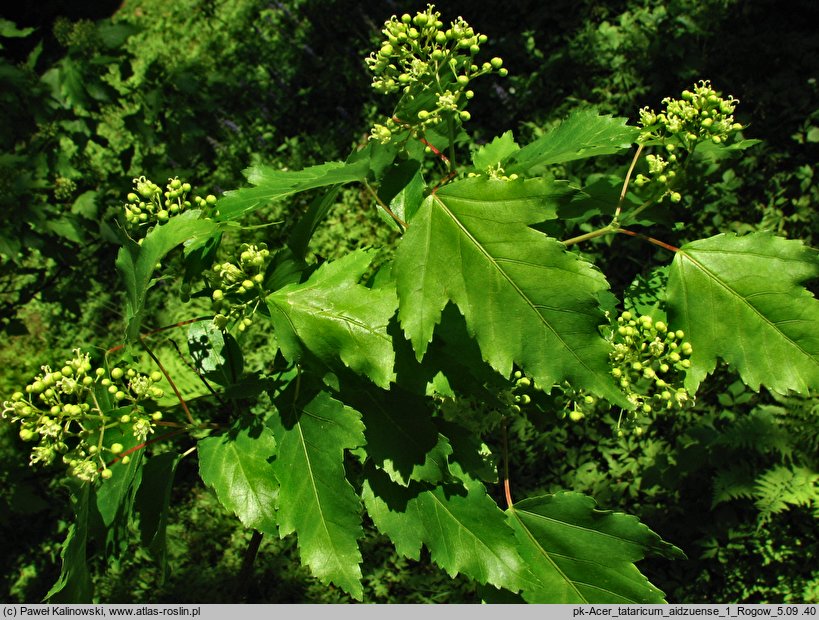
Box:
[135,452,180,577]
[45,483,92,603]
[115,210,217,342]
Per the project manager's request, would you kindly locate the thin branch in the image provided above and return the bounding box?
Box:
[142,340,195,425]
[236,530,264,601]
[562,225,615,247]
[613,143,644,221]
[105,428,186,468]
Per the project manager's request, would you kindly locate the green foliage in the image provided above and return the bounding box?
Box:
[667,232,819,394]
[198,426,278,536]
[267,250,396,388]
[508,493,683,603]
[1,0,818,607]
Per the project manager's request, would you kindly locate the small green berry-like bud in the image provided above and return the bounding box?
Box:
[111,368,124,380]
[490,57,503,69]
[19,428,35,441]
[110,443,124,454]
[150,371,163,382]
[101,468,113,480]
[459,111,471,121]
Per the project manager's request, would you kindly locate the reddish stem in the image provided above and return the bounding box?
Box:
[418,136,451,167]
[501,418,514,508]
[104,428,186,468]
[616,228,680,253]
[143,341,194,425]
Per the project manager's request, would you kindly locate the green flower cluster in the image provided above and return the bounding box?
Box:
[1,349,165,482]
[635,80,744,203]
[560,312,694,432]
[211,243,271,332]
[123,175,216,230]
[610,312,693,416]
[366,4,506,144]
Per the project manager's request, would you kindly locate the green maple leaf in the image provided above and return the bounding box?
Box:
[666,232,819,394]
[215,159,370,221]
[198,426,279,536]
[267,249,397,389]
[363,467,537,594]
[504,109,639,174]
[394,177,628,406]
[270,389,366,600]
[508,492,684,603]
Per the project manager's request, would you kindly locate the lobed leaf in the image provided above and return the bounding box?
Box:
[472,131,520,171]
[666,232,819,395]
[270,389,366,600]
[198,425,279,536]
[267,249,397,389]
[363,468,538,594]
[394,177,628,405]
[216,159,370,222]
[508,492,684,603]
[504,110,639,174]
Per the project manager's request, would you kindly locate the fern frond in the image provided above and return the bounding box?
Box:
[754,465,819,525]
[712,463,756,508]
[715,407,793,459]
